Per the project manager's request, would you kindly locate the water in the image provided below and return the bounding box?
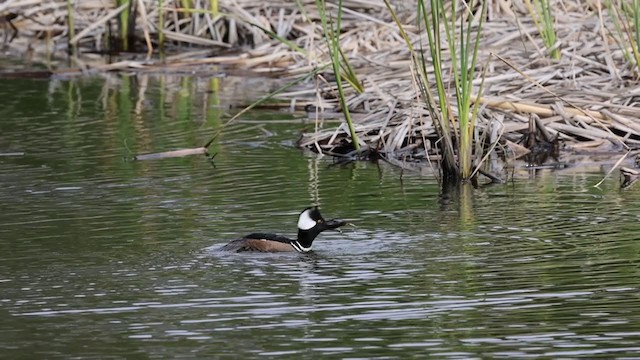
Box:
[2,74,640,358]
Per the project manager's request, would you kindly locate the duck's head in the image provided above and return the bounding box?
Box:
[296,207,346,249]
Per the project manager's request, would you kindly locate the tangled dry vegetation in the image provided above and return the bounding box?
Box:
[2,0,640,173]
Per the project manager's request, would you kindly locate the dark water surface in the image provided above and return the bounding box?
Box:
[2,75,640,359]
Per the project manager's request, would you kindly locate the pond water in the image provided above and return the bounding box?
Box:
[2,74,640,359]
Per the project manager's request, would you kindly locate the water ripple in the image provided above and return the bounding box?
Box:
[3,75,640,358]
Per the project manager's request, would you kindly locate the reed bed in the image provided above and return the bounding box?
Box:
[2,0,640,175]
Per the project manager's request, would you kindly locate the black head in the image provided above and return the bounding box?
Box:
[295,207,346,251]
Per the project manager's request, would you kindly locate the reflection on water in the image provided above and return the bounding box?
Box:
[1,75,640,358]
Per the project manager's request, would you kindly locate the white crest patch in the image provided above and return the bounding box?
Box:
[297,209,316,230]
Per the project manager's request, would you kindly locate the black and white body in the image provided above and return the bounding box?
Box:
[220,207,346,253]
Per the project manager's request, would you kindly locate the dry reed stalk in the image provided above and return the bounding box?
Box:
[133,147,209,160]
[136,0,153,58]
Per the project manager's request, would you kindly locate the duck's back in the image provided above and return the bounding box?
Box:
[220,233,296,252]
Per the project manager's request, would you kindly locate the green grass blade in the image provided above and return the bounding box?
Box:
[315,0,361,151]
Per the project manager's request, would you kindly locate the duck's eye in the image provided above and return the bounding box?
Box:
[317,219,323,223]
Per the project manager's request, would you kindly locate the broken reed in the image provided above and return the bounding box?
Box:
[524,0,560,60]
[606,0,640,70]
[385,0,486,182]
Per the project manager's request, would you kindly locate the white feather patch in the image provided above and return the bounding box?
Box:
[291,241,312,253]
[297,209,316,230]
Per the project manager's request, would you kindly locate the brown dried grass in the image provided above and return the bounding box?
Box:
[2,0,640,165]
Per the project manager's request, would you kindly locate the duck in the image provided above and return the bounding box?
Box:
[220,207,346,253]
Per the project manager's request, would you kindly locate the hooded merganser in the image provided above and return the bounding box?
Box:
[220,207,346,253]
